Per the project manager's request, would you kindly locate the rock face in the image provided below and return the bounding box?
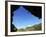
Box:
[11,5,18,32]
[11,24,17,32]
[11,5,42,19]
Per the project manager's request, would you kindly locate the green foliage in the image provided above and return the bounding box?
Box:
[32,23,42,30]
[17,29,25,32]
[12,23,42,32]
[27,23,41,31]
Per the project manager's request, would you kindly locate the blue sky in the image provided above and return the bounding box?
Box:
[12,6,41,29]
